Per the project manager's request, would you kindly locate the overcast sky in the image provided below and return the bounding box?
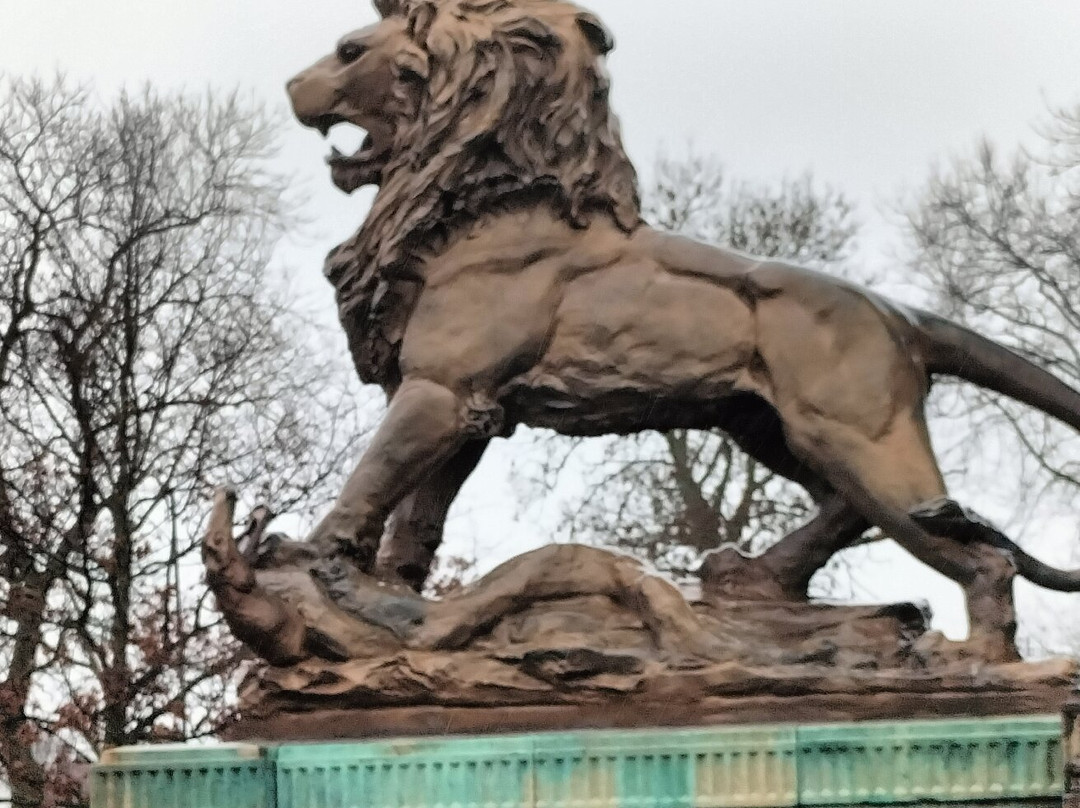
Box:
[5,0,1080,642]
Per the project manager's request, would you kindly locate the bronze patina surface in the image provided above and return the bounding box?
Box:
[282,0,1080,656]
[206,0,1080,736]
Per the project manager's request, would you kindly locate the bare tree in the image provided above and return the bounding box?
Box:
[0,77,365,807]
[904,101,1080,656]
[522,154,858,582]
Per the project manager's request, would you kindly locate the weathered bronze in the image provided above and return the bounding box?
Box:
[203,0,1080,733]
[204,491,1074,738]
[280,0,1080,664]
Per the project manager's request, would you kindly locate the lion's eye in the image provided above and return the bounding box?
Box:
[337,42,367,64]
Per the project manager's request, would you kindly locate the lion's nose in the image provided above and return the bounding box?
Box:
[286,74,311,118]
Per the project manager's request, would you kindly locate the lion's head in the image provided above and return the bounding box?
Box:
[288,0,641,386]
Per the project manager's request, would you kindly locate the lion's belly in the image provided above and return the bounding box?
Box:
[498,262,762,435]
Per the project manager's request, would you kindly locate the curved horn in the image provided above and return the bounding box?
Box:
[202,488,309,666]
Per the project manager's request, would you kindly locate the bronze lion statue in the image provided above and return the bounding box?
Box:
[286,0,1080,659]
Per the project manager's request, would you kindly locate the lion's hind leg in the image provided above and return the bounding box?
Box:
[779,405,1021,662]
[376,440,489,592]
[908,498,1021,660]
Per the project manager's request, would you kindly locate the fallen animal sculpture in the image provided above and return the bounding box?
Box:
[279,0,1080,664]
[204,491,1075,738]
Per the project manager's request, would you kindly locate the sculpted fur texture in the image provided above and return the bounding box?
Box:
[286,0,1080,659]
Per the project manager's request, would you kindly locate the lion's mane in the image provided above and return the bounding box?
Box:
[327,0,642,387]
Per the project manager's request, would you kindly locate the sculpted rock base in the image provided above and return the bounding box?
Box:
[204,492,1075,741]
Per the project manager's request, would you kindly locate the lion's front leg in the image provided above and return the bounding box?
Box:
[308,379,495,574]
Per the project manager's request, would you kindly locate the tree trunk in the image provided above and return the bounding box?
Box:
[664,431,721,550]
[1,572,50,808]
[102,504,134,748]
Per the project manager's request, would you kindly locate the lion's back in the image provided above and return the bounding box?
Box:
[499,248,761,433]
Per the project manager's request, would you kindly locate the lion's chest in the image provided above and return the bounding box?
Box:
[497,265,761,436]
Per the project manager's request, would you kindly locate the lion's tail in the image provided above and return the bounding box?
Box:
[917,310,1080,592]
[918,311,1080,434]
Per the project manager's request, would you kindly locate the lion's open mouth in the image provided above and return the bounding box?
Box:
[308,114,390,193]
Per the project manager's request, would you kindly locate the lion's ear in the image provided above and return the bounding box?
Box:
[576,12,614,55]
[407,1,439,42]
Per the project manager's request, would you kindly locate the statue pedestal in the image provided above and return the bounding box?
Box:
[226,673,1072,742]
[181,503,1078,807]
[94,715,1068,808]
[1066,688,1080,808]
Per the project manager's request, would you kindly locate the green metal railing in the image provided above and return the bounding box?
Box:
[92,716,1065,808]
[92,743,274,808]
[1065,691,1080,808]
